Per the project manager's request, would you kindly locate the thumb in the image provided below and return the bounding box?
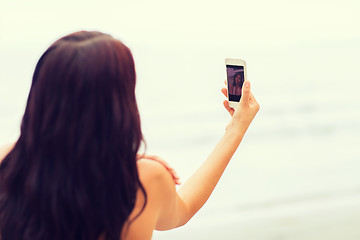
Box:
[240,81,251,105]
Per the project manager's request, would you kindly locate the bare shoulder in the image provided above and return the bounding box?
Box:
[136,158,186,231]
[136,158,177,209]
[136,158,178,218]
[0,142,15,163]
[136,158,174,186]
[122,159,177,239]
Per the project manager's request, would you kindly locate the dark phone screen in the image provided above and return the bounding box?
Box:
[226,65,244,102]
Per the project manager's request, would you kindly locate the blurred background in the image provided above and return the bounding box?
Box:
[1,0,360,239]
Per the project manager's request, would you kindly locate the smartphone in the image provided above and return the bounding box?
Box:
[225,58,247,109]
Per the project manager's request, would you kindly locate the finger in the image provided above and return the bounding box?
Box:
[248,91,258,104]
[223,100,235,115]
[221,87,227,98]
[249,91,255,102]
[240,81,251,106]
[223,100,235,116]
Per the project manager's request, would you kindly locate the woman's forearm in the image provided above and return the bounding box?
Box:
[176,81,259,226]
[176,127,246,225]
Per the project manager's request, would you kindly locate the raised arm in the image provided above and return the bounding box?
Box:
[153,81,260,230]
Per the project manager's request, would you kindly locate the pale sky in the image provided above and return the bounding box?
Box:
[1,0,359,47]
[0,0,359,144]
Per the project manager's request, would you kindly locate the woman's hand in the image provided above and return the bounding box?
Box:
[137,154,181,185]
[221,81,260,134]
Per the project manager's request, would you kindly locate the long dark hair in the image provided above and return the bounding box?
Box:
[232,72,244,87]
[0,31,146,240]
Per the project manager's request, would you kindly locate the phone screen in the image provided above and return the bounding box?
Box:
[226,65,245,102]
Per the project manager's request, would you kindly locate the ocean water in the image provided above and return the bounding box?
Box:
[1,12,360,240]
[134,43,360,239]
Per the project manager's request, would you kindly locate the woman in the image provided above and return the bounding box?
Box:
[229,72,244,101]
[0,31,259,240]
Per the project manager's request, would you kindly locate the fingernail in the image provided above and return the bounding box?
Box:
[245,82,250,88]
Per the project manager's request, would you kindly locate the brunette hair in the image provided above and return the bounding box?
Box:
[232,72,244,87]
[0,31,146,240]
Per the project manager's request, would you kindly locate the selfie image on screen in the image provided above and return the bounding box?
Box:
[227,65,244,102]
